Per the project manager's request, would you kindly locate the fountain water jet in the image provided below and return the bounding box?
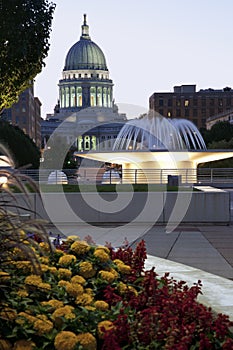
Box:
[75,114,233,184]
[113,115,206,151]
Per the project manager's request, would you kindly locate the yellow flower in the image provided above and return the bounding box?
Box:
[25,275,42,286]
[52,306,76,320]
[113,259,124,265]
[97,320,114,339]
[0,308,17,321]
[71,275,86,285]
[54,249,64,256]
[94,300,109,311]
[98,270,116,283]
[39,256,49,264]
[58,254,77,266]
[16,312,37,325]
[17,289,29,298]
[13,339,36,350]
[113,259,131,274]
[0,339,12,350]
[67,235,80,242]
[0,271,10,280]
[58,280,70,287]
[85,288,94,296]
[38,282,51,290]
[108,268,119,279]
[39,242,50,251]
[41,299,64,311]
[79,262,96,278]
[58,268,72,280]
[96,246,110,254]
[76,333,97,350]
[127,285,138,296]
[93,249,109,262]
[75,293,93,306]
[117,282,138,296]
[70,241,90,255]
[40,264,50,273]
[33,318,53,336]
[84,306,96,311]
[14,261,32,274]
[117,263,131,274]
[49,266,57,274]
[117,281,128,294]
[66,282,84,297]
[54,331,78,350]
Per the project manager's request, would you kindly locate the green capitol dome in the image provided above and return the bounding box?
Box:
[64,14,108,71]
[58,14,113,111]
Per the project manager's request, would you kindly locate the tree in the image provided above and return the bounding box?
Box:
[200,121,233,148]
[0,0,56,113]
[0,120,41,168]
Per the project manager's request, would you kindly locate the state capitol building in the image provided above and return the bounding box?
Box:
[41,14,127,152]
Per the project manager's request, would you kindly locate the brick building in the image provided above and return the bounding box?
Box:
[149,85,233,129]
[2,84,41,147]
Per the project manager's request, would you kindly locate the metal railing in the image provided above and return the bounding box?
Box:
[14,168,233,185]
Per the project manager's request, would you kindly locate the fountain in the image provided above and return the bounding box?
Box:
[113,114,206,151]
[75,114,233,184]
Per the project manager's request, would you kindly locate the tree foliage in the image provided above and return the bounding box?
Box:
[0,0,56,113]
[200,121,233,147]
[0,120,41,168]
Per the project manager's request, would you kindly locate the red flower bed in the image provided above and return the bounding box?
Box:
[102,240,233,349]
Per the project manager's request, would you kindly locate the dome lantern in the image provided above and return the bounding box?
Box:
[81,14,90,40]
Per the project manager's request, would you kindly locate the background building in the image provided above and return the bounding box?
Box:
[149,85,233,129]
[206,108,233,130]
[2,84,41,147]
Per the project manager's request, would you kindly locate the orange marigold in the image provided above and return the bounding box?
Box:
[41,299,64,311]
[116,263,131,274]
[54,331,78,350]
[97,320,114,339]
[94,300,109,311]
[93,249,109,262]
[33,318,53,336]
[57,268,72,280]
[76,332,97,350]
[58,254,77,266]
[52,305,76,320]
[71,275,86,285]
[0,308,17,321]
[13,340,36,350]
[13,339,36,350]
[98,270,116,283]
[75,293,93,306]
[24,275,42,286]
[66,282,84,297]
[70,241,90,255]
[79,262,96,278]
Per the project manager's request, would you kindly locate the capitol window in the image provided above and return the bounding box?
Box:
[90,87,96,106]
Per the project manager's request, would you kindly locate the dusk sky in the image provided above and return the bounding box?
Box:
[34,0,233,119]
